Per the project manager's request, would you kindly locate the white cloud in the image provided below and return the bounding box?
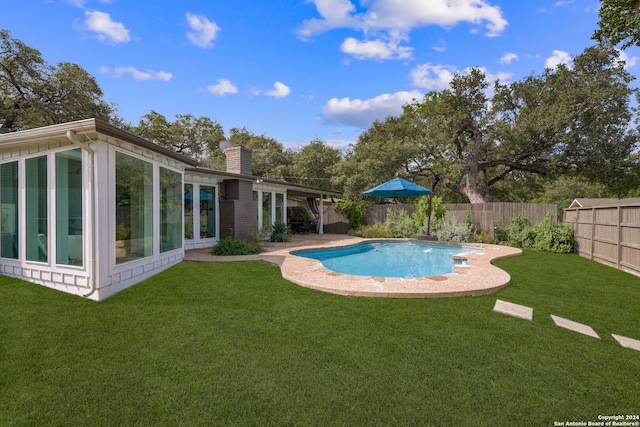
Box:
[298,0,508,48]
[186,13,220,48]
[106,67,172,81]
[207,78,238,95]
[500,52,519,64]
[84,11,130,43]
[264,82,291,98]
[322,90,423,128]
[409,63,511,92]
[340,37,412,60]
[618,50,639,69]
[545,50,573,69]
[432,39,447,52]
[410,63,458,90]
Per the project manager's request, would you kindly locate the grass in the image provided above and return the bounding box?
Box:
[1,250,639,426]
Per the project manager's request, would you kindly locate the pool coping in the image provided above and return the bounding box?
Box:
[268,238,522,298]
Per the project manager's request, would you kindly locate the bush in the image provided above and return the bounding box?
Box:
[500,212,574,253]
[357,224,393,238]
[212,237,264,255]
[269,221,291,243]
[412,196,446,229]
[382,208,417,238]
[334,201,368,230]
[432,215,474,242]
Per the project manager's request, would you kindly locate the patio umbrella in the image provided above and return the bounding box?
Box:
[363,177,436,237]
[363,177,434,198]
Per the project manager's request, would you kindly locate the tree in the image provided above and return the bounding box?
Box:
[331,115,426,199]
[333,45,639,203]
[228,127,292,179]
[1,29,116,132]
[130,111,226,166]
[406,45,638,203]
[290,138,342,189]
[593,0,640,49]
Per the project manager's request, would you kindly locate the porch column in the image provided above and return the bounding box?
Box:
[319,195,324,235]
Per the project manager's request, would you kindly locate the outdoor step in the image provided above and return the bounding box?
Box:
[612,334,640,352]
[493,299,533,320]
[550,315,600,339]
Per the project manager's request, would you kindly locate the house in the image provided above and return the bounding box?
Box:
[0,119,338,300]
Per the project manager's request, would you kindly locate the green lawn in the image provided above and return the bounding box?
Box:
[1,250,639,426]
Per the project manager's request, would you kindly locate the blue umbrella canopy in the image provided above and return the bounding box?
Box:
[363,177,434,198]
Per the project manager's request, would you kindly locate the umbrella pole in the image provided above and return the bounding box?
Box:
[427,194,433,235]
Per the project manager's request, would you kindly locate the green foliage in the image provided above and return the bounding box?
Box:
[357,224,393,238]
[290,138,342,189]
[412,196,446,228]
[356,208,418,238]
[212,237,264,255]
[380,208,417,238]
[593,0,640,49]
[334,201,368,230]
[1,29,117,133]
[497,212,574,253]
[269,221,291,242]
[432,215,474,242]
[470,229,494,244]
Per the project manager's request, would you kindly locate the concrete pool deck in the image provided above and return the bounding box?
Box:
[185,234,523,298]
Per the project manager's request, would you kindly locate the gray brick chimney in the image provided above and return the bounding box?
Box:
[225,146,252,175]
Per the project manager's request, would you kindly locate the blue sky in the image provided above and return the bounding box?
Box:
[2,0,639,151]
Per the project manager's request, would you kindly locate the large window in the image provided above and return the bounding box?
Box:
[184,184,193,240]
[56,149,83,266]
[200,186,216,239]
[115,152,153,264]
[262,191,272,232]
[160,167,182,253]
[276,193,285,224]
[0,162,18,259]
[26,156,48,262]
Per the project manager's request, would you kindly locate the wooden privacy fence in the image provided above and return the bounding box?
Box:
[366,202,557,238]
[564,202,640,276]
[442,203,558,238]
[300,202,557,237]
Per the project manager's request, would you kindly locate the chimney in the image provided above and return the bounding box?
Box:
[225,146,253,175]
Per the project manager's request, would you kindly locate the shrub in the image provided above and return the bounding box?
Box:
[212,237,264,255]
[500,212,574,253]
[382,208,417,238]
[412,196,446,229]
[432,215,474,242]
[334,201,368,230]
[269,221,291,243]
[357,224,393,238]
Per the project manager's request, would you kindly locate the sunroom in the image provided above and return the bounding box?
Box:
[0,119,336,300]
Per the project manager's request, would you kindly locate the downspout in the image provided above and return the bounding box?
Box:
[66,131,97,298]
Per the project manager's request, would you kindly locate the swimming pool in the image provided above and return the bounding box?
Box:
[292,240,480,278]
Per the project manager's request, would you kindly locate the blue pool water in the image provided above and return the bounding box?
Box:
[293,241,479,278]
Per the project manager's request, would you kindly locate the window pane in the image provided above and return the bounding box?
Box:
[115,152,153,264]
[1,162,19,259]
[184,184,193,240]
[262,191,272,232]
[276,193,284,223]
[26,156,48,262]
[56,149,83,266]
[160,167,182,253]
[200,186,215,238]
[253,191,258,229]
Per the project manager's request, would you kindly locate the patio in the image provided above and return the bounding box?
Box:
[185,234,522,298]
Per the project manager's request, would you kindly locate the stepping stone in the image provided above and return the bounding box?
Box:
[612,334,640,352]
[550,315,600,339]
[493,299,533,320]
